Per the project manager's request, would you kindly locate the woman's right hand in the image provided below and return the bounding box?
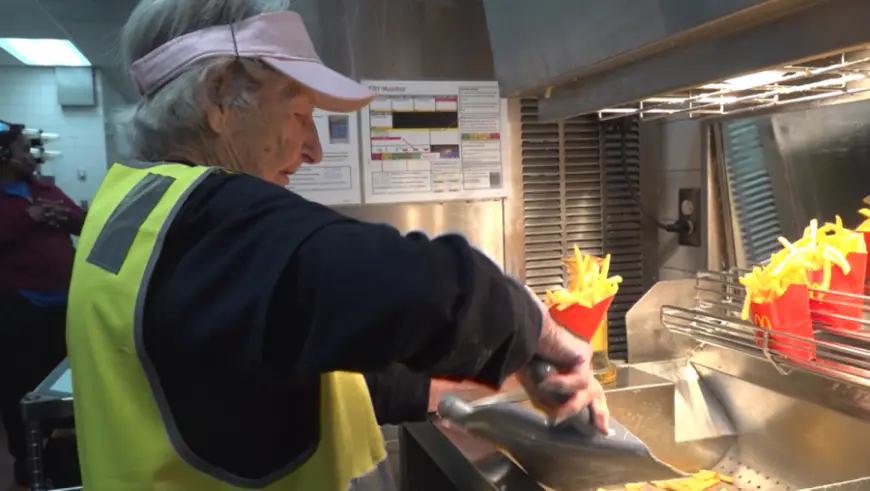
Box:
[520,296,610,434]
[27,204,51,223]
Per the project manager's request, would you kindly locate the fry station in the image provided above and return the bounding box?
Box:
[392,0,870,490]
[14,0,870,490]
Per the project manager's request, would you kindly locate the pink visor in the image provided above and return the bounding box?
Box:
[129,12,374,113]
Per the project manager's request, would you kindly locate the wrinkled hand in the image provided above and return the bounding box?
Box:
[578,375,609,434]
[521,298,610,434]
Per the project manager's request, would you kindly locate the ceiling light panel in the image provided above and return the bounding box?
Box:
[0,38,91,67]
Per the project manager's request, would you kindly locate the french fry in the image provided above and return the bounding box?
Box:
[857,207,870,232]
[739,250,807,320]
[817,215,866,255]
[788,217,863,287]
[740,216,866,320]
[543,244,622,310]
[692,471,717,480]
[627,471,735,490]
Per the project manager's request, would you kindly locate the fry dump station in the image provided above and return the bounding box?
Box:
[400,279,870,491]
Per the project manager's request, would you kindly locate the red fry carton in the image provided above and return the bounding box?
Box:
[749,283,814,360]
[548,294,615,341]
[863,231,870,284]
[807,251,868,331]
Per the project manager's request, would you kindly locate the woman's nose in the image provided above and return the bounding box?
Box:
[300,120,323,164]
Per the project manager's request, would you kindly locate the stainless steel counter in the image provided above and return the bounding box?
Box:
[400,355,870,491]
[401,366,683,491]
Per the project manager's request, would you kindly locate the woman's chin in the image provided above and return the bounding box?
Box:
[280,167,302,185]
[269,171,292,187]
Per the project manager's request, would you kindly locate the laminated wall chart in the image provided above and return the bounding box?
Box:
[360,80,508,204]
[286,109,362,205]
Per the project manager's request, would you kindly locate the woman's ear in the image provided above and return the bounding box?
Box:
[204,100,227,135]
[203,63,236,134]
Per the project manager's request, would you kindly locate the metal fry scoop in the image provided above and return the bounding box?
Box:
[437,358,683,490]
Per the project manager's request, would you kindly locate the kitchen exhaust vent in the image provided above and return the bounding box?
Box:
[500,0,870,121]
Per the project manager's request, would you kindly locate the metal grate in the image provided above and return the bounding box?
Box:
[601,119,642,360]
[520,98,568,295]
[519,99,603,291]
[598,48,870,122]
[563,115,605,258]
[721,119,782,265]
[519,99,642,360]
[663,270,870,389]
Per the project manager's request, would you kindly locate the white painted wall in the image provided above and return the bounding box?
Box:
[0,66,121,207]
[99,74,133,167]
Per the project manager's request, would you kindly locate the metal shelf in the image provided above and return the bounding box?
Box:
[661,270,870,388]
[599,48,870,121]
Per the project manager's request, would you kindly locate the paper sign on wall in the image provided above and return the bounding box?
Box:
[286,108,362,206]
[360,80,508,204]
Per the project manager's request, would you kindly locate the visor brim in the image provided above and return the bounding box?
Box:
[265,58,374,113]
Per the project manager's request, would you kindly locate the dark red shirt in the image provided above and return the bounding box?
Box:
[0,177,84,292]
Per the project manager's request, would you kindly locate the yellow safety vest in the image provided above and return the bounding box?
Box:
[67,163,389,490]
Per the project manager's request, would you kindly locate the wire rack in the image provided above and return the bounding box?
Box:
[661,269,870,388]
[598,47,870,121]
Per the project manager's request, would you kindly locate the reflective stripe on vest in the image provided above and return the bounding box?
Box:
[67,163,391,491]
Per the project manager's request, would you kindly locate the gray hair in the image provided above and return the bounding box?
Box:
[117,0,293,161]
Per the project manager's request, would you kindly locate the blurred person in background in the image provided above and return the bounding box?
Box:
[0,121,83,489]
[65,1,609,490]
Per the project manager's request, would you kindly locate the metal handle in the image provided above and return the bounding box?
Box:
[522,355,598,437]
[523,355,573,402]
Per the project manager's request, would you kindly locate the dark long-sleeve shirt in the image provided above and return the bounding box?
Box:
[141,171,542,480]
[364,365,432,425]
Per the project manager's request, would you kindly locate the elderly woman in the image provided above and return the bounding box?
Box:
[66,0,609,490]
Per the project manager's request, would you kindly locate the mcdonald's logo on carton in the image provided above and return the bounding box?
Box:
[807,282,824,301]
[752,314,772,330]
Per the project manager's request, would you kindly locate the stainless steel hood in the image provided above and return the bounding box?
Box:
[483,0,870,121]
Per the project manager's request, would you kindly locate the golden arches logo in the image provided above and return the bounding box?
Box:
[808,282,825,300]
[752,314,772,330]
